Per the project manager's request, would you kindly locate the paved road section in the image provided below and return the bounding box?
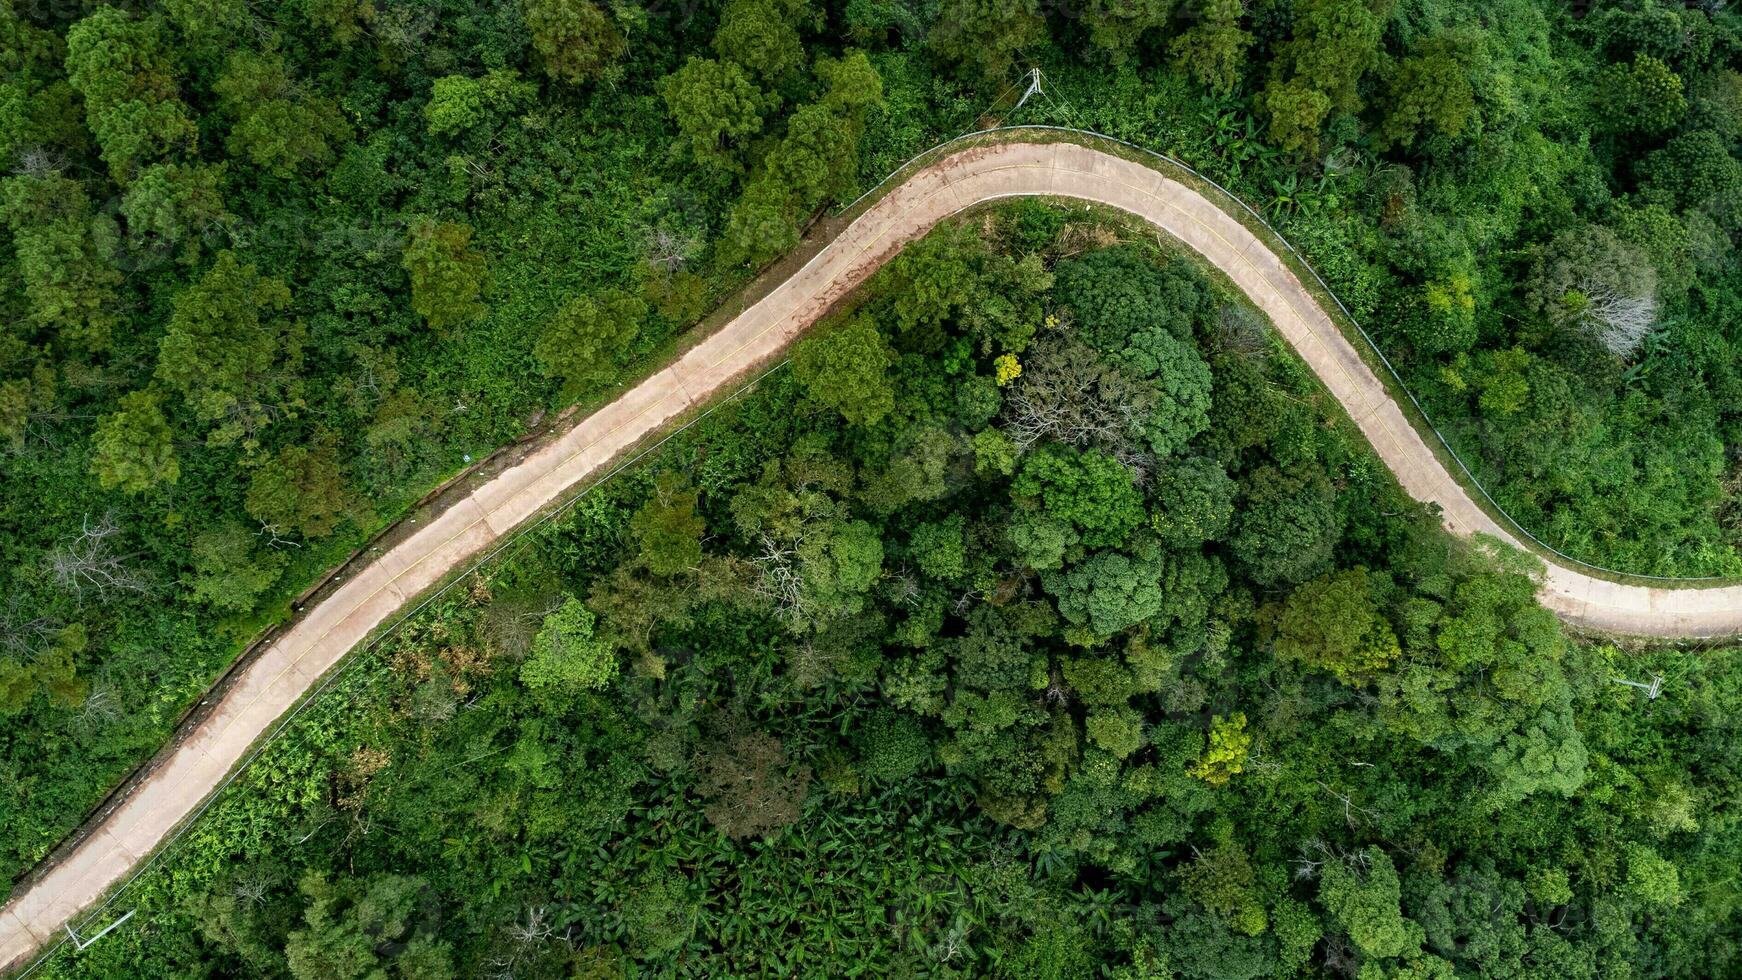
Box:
[5,139,1741,974]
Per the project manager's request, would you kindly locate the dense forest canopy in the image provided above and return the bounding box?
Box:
[31,203,1742,980]
[1,0,1741,974]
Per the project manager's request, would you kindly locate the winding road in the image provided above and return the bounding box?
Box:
[5,137,1741,974]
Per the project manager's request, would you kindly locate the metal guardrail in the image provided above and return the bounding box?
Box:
[14,113,1736,980]
[839,123,1735,586]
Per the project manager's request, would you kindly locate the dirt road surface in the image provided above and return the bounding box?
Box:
[6,139,1739,975]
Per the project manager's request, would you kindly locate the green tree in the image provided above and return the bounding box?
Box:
[284,873,454,980]
[91,389,179,493]
[719,176,800,267]
[1317,848,1421,959]
[1406,263,1478,355]
[1047,537,1222,638]
[214,51,351,178]
[0,174,123,353]
[120,162,230,263]
[1230,465,1341,587]
[0,365,53,451]
[1259,0,1383,154]
[1271,568,1400,684]
[535,288,646,399]
[928,0,1045,87]
[713,0,810,82]
[521,0,624,85]
[1012,446,1145,549]
[155,251,305,448]
[1085,707,1145,759]
[1605,53,1686,135]
[403,219,488,330]
[1079,0,1173,64]
[1170,0,1252,94]
[1151,456,1235,547]
[855,709,931,783]
[1115,325,1213,456]
[797,519,885,622]
[909,516,966,582]
[719,51,882,266]
[1053,248,1211,353]
[522,597,618,692]
[1187,712,1250,785]
[658,57,770,171]
[1181,842,1268,936]
[631,473,705,577]
[618,871,698,960]
[1623,843,1684,908]
[64,9,197,181]
[0,624,87,716]
[1378,34,1479,150]
[185,520,287,612]
[1009,512,1079,572]
[296,0,375,44]
[791,315,896,426]
[243,436,357,539]
[1258,77,1333,157]
[423,69,535,138]
[1637,128,1742,217]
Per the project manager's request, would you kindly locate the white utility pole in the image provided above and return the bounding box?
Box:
[64,909,135,951]
[1612,674,1664,700]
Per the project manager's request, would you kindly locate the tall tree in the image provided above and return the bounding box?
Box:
[0,174,122,353]
[90,389,179,493]
[928,0,1045,87]
[658,57,771,172]
[790,315,896,426]
[520,0,624,85]
[64,8,197,182]
[534,288,645,400]
[155,251,305,449]
[402,219,488,331]
[213,51,351,178]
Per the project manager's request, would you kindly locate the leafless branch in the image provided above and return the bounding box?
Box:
[46,512,151,601]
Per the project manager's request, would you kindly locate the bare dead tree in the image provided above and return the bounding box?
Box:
[1293,838,1371,882]
[74,685,122,734]
[750,533,812,629]
[1581,282,1658,358]
[507,905,558,947]
[1002,338,1157,478]
[646,224,702,273]
[1317,781,1380,828]
[883,569,921,608]
[13,146,64,179]
[46,512,151,601]
[0,596,62,658]
[231,867,274,907]
[1214,302,1271,360]
[256,519,303,550]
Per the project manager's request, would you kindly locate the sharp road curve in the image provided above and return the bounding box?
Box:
[5,138,1740,973]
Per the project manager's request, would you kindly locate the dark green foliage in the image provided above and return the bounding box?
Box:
[534,289,646,400]
[6,0,1742,967]
[790,314,895,425]
[1053,247,1210,352]
[521,0,624,85]
[155,251,304,449]
[402,219,488,331]
[1230,464,1342,586]
[30,212,1742,980]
